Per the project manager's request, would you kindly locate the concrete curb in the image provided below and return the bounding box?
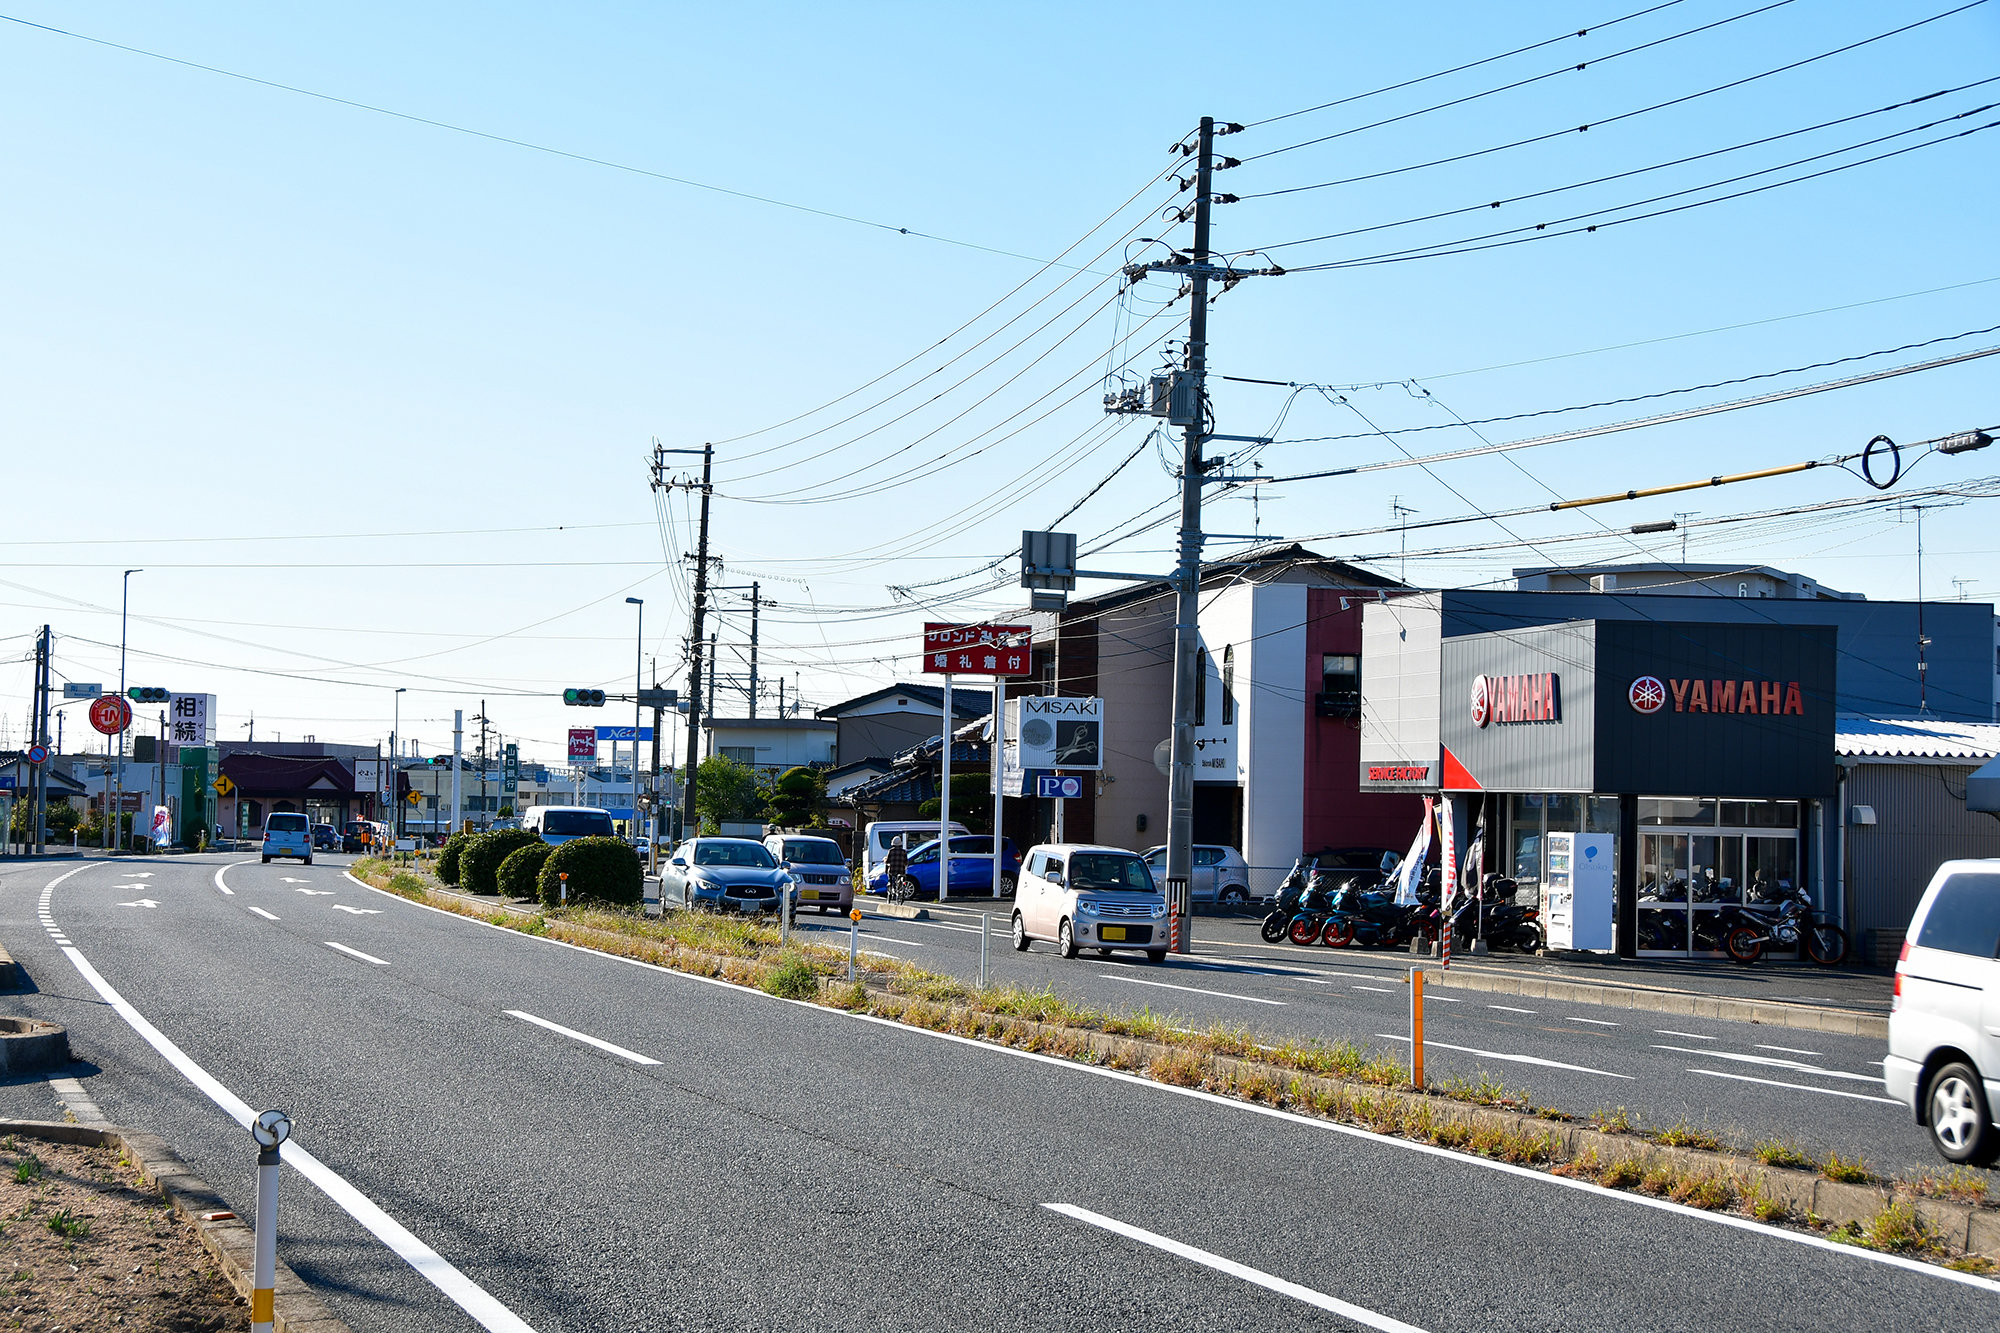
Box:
[1424,965,1890,1040]
[0,936,18,990]
[0,1117,353,1333]
[0,1016,69,1073]
[871,902,930,921]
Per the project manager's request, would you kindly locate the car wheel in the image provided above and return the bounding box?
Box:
[1012,912,1030,952]
[1057,919,1078,959]
[260,856,270,864]
[1927,1062,2000,1165]
[1147,948,1168,963]
[303,857,313,866]
[1221,887,1247,905]
[1000,874,1017,896]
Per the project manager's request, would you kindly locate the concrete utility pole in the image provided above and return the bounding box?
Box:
[450,709,463,835]
[114,569,140,848]
[747,582,761,719]
[30,626,50,855]
[1163,115,1217,955]
[654,440,713,842]
[626,597,643,839]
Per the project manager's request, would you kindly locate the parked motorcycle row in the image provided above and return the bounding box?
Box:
[1258,858,1544,954]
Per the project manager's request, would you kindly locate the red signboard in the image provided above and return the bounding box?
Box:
[921,623,1032,676]
[89,696,133,736]
[568,727,598,761]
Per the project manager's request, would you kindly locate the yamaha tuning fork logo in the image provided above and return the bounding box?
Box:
[1628,676,1668,714]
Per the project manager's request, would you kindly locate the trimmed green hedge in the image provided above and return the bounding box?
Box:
[497,842,553,901]
[437,829,474,885]
[537,836,642,909]
[461,828,543,897]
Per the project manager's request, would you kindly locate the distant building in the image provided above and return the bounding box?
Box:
[815,684,991,768]
[702,717,836,773]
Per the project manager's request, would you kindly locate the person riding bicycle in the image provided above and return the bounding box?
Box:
[884,835,908,893]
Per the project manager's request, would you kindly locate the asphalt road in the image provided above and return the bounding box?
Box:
[788,895,1943,1178]
[0,852,1992,1333]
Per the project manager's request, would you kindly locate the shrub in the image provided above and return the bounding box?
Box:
[497,843,553,901]
[460,829,543,897]
[538,836,642,909]
[762,954,820,1001]
[437,830,475,885]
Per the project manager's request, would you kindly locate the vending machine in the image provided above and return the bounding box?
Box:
[1544,831,1614,952]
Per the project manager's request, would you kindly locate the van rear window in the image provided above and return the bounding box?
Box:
[1917,873,2000,958]
[543,810,614,837]
[266,815,309,833]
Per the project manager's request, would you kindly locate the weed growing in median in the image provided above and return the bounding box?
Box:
[13,1155,42,1183]
[1821,1152,1873,1184]
[1653,1119,1723,1151]
[44,1208,88,1239]
[1831,1202,1942,1256]
[1588,1106,1634,1134]
[1902,1166,1991,1204]
[762,955,820,1002]
[1753,1138,1814,1170]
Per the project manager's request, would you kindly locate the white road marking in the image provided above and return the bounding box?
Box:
[326,942,390,966]
[1690,1069,1901,1106]
[1425,995,1461,1003]
[1102,975,1287,1006]
[1352,985,1397,994]
[296,888,335,896]
[1566,1016,1620,1027]
[506,1010,661,1066]
[58,946,535,1331]
[116,899,160,909]
[213,861,253,896]
[1182,961,1330,985]
[1757,1043,1822,1056]
[338,867,2000,1296]
[280,877,314,883]
[247,906,280,921]
[1378,1034,1632,1079]
[1651,1045,1883,1084]
[129,872,153,878]
[1655,1030,1714,1040]
[1488,1005,1537,1014]
[332,905,384,915]
[107,884,150,891]
[1045,1203,1427,1332]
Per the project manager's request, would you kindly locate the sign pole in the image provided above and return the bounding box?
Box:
[450,711,463,836]
[990,683,1003,899]
[939,673,952,903]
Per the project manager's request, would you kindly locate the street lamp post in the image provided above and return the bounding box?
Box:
[625,598,643,844]
[114,569,141,851]
[392,688,406,841]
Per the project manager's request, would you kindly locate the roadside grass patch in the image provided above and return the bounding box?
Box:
[13,1155,42,1184]
[1588,1106,1634,1134]
[384,871,426,899]
[1598,1158,1646,1189]
[1666,1171,1737,1211]
[1833,1202,1942,1256]
[1902,1166,1991,1204]
[1821,1152,1873,1184]
[44,1208,89,1239]
[761,954,820,1001]
[1753,1138,1814,1170]
[1653,1119,1723,1152]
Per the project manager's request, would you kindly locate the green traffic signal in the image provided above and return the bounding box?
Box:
[128,687,170,703]
[562,688,606,706]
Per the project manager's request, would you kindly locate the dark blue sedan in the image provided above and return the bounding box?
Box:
[868,836,1021,898]
[660,837,791,914]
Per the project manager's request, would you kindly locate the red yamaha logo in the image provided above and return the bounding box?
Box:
[1469,675,1491,728]
[1629,676,1667,715]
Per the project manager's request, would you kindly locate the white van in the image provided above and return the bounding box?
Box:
[522,805,616,845]
[261,812,312,865]
[764,833,852,913]
[860,820,969,881]
[1887,859,2000,1165]
[1012,843,1169,963]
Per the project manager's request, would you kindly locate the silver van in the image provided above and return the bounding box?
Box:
[1887,859,2000,1165]
[764,833,852,914]
[1012,843,1168,962]
[261,812,312,865]
[522,805,616,845]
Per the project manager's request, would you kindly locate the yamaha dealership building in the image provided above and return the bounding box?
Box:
[1359,586,1994,958]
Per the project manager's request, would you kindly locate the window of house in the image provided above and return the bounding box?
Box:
[1221,645,1236,725]
[1320,653,1360,716]
[1195,648,1209,723]
[720,746,756,765]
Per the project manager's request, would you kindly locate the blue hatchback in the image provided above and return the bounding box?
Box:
[869,835,1021,898]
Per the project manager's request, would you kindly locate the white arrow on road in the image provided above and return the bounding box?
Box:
[108,884,150,891]
[117,899,160,909]
[331,905,383,915]
[295,888,335,896]
[129,872,154,878]
[280,877,313,883]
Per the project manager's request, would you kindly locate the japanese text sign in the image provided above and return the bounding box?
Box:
[921,623,1032,676]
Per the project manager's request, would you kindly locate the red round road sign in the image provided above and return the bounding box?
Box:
[89,695,133,736]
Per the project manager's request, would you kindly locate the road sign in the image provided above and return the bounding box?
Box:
[24,744,49,765]
[637,687,679,709]
[594,726,653,742]
[568,727,598,761]
[921,623,1032,676]
[212,774,235,797]
[169,693,215,745]
[1012,696,1103,770]
[62,682,103,700]
[406,788,422,805]
[89,695,133,736]
[1036,774,1085,799]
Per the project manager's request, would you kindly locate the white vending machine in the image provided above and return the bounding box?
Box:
[1544,831,1614,952]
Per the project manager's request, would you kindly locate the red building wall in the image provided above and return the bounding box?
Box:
[1302,589,1426,854]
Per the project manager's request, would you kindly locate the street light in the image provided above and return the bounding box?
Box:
[114,569,141,851]
[392,688,407,841]
[625,598,643,847]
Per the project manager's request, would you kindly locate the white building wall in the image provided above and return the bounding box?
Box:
[1198,584,1309,897]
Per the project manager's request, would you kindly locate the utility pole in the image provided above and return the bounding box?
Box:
[30,626,50,856]
[474,702,490,829]
[714,582,766,717]
[450,709,463,836]
[653,440,713,841]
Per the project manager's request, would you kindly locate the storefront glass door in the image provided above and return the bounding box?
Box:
[1636,811,1798,955]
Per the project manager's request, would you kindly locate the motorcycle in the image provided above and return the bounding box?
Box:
[1723,886,1849,965]
[1260,859,1311,943]
[1285,865,1342,945]
[1321,880,1426,949]
[1449,875,1544,953]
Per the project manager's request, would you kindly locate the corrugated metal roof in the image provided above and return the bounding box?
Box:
[1837,714,2000,761]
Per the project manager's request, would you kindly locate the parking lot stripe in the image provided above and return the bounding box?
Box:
[1690,1069,1900,1106]
[1044,1203,1427,1332]
[507,1010,660,1066]
[1103,975,1287,1006]
[1379,1034,1632,1079]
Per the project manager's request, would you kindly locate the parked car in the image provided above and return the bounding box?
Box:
[1312,846,1403,889]
[868,836,1021,899]
[1140,843,1253,903]
[859,819,970,883]
[522,805,616,845]
[261,812,313,865]
[659,837,791,916]
[765,833,853,913]
[311,823,339,851]
[1887,859,2000,1165]
[1012,843,1168,962]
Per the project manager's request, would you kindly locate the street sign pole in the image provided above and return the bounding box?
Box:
[939,673,952,904]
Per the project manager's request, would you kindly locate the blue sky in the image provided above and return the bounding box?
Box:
[2,1,1995,763]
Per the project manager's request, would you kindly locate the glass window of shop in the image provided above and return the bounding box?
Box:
[1635,799,1799,956]
[1506,794,1619,908]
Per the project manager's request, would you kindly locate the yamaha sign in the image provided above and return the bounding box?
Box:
[1470,672,1559,727]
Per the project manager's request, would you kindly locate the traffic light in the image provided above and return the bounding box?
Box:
[128,687,170,703]
[428,755,451,767]
[562,688,606,707]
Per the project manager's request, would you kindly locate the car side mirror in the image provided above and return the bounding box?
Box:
[1047,872,1065,888]
[670,857,687,868]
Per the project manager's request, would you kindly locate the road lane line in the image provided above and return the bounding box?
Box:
[1102,975,1287,1006]
[1655,1030,1714,1040]
[1352,985,1397,994]
[1378,1034,1632,1079]
[1566,1016,1620,1026]
[1690,1069,1901,1105]
[1044,1203,1427,1332]
[334,870,2000,1295]
[247,906,280,921]
[1756,1043,1822,1056]
[1651,1045,1883,1084]
[1488,1005,1537,1014]
[59,946,536,1331]
[326,942,390,966]
[506,1010,661,1066]
[212,861,255,896]
[1182,961,1330,984]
